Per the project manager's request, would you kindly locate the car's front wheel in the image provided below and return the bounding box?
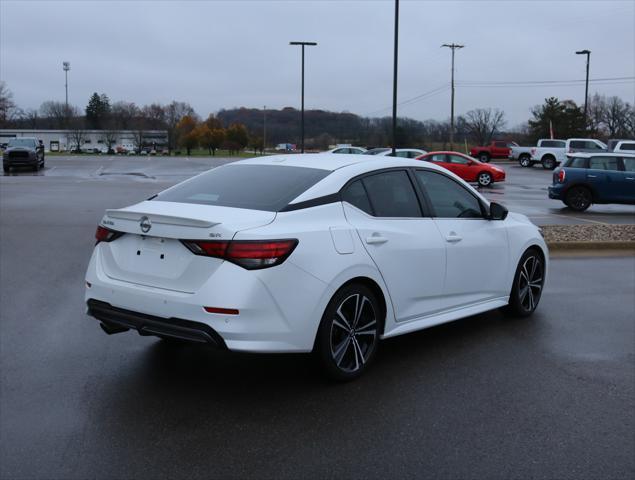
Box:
[477,172,493,187]
[315,283,381,381]
[505,249,544,317]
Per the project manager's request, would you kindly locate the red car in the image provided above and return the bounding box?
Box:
[417,151,506,187]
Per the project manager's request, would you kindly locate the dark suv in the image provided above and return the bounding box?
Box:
[548,154,635,211]
[3,137,45,172]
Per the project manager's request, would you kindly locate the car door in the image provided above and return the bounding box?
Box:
[614,157,635,203]
[446,154,475,181]
[341,170,447,322]
[587,156,622,201]
[493,142,507,158]
[425,153,453,172]
[413,169,510,309]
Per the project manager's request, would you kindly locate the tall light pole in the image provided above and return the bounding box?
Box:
[63,61,70,120]
[442,44,463,150]
[391,0,399,156]
[289,41,317,153]
[263,105,267,155]
[576,49,591,127]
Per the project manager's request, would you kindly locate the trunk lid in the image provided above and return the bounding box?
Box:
[98,200,276,292]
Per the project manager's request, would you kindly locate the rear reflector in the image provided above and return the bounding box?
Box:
[181,239,298,270]
[203,306,239,315]
[95,225,124,244]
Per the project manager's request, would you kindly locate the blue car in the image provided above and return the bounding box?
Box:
[548,153,635,211]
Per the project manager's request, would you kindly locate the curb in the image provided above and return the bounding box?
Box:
[547,241,635,250]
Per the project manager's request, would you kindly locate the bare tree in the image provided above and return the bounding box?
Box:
[603,96,631,137]
[165,101,195,152]
[0,81,18,126]
[110,101,139,130]
[101,129,119,153]
[40,101,78,129]
[67,117,87,152]
[461,108,506,145]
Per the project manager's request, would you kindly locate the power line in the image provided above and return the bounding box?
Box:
[364,83,449,117]
[457,76,634,86]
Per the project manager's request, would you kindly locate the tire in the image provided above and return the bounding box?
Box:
[315,283,382,381]
[519,155,531,168]
[479,152,490,163]
[505,249,545,317]
[542,156,556,170]
[3,164,9,174]
[33,162,39,171]
[477,171,493,187]
[564,186,592,211]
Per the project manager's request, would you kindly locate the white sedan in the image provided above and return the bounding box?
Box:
[323,146,367,154]
[364,147,427,158]
[85,154,547,380]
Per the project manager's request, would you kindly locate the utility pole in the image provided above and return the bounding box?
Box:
[289,41,317,153]
[263,105,267,156]
[575,50,591,128]
[391,0,399,156]
[441,44,463,150]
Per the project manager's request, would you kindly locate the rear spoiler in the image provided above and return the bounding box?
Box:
[105,210,219,228]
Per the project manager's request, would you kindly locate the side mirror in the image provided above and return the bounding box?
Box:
[466,160,474,166]
[488,202,508,220]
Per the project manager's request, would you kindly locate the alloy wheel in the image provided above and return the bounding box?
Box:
[478,172,492,187]
[329,293,378,373]
[517,255,543,312]
[566,187,591,211]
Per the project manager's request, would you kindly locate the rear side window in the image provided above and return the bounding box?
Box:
[569,141,585,149]
[342,180,373,215]
[619,142,635,151]
[589,157,620,171]
[156,164,330,212]
[415,170,483,218]
[565,157,587,168]
[541,140,565,148]
[361,171,422,218]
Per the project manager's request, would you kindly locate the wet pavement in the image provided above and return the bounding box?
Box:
[2,155,634,225]
[1,154,634,479]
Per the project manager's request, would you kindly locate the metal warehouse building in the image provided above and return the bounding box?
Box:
[0,129,168,152]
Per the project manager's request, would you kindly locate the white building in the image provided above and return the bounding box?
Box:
[0,129,168,153]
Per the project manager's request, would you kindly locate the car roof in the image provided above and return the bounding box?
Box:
[239,153,370,171]
[568,152,634,158]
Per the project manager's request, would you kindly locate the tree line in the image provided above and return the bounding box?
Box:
[1,81,633,153]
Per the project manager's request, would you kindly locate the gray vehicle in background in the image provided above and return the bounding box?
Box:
[2,137,45,173]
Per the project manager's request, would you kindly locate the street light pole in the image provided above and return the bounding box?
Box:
[442,44,463,150]
[263,105,267,156]
[575,49,591,127]
[391,0,399,156]
[63,61,70,117]
[290,41,317,153]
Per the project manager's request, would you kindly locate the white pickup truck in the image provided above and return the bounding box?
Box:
[525,138,607,170]
[511,139,566,169]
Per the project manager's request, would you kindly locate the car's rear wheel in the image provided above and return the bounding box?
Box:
[3,164,9,174]
[542,156,556,170]
[505,249,544,317]
[565,186,592,211]
[519,155,531,167]
[315,283,381,381]
[477,171,493,187]
[479,153,490,163]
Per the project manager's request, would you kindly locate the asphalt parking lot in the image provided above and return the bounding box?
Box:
[1,155,634,479]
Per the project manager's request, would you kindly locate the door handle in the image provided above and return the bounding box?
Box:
[445,233,463,243]
[587,175,597,178]
[626,177,634,180]
[365,234,388,245]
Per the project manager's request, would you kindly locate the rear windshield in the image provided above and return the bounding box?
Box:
[155,164,330,211]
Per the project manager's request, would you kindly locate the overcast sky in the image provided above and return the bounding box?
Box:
[1,0,634,126]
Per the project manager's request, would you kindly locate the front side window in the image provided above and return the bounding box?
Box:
[622,158,635,172]
[495,142,506,148]
[361,171,422,218]
[587,141,604,150]
[589,156,619,171]
[448,155,469,164]
[569,141,585,149]
[427,154,446,162]
[415,170,483,218]
[156,164,330,212]
[619,143,635,151]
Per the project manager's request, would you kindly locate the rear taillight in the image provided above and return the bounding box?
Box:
[557,170,566,183]
[181,239,298,270]
[95,225,124,244]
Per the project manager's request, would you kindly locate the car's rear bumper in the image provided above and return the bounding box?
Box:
[84,244,330,353]
[87,299,228,347]
[548,185,564,199]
